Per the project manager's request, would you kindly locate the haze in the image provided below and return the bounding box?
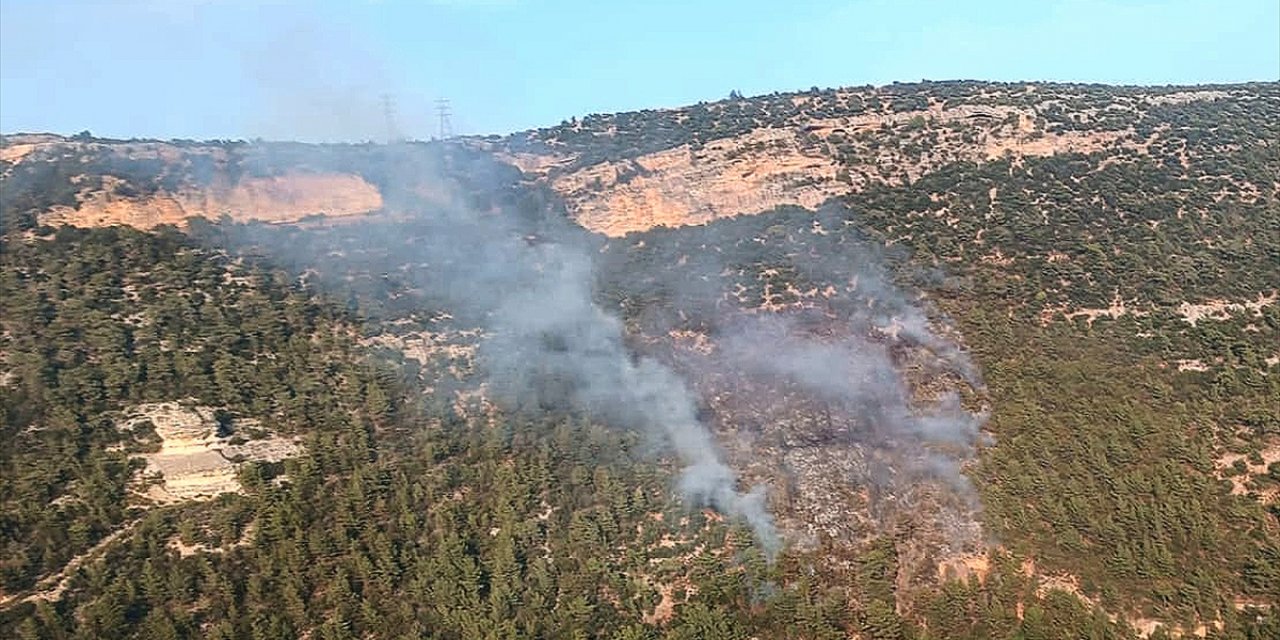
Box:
[2,0,1277,141]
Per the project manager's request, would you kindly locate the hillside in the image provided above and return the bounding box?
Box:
[1,80,1278,639]
[488,81,1276,236]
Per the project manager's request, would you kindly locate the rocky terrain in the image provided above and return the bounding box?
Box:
[2,79,1277,638]
[1,135,384,230]
[7,83,1268,239]
[490,82,1268,237]
[125,401,301,503]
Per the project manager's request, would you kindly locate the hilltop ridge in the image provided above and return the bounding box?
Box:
[485,80,1275,235]
[5,80,1276,236]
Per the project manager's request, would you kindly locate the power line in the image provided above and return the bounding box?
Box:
[434,98,453,140]
[381,93,402,143]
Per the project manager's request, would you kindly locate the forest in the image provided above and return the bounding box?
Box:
[1,80,1278,638]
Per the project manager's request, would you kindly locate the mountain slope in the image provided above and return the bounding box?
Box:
[489,81,1275,237]
[2,80,1278,638]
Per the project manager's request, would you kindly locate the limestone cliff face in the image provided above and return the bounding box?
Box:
[503,116,1113,238]
[1,136,384,229]
[43,171,383,229]
[543,128,842,237]
[493,84,1231,237]
[2,85,1249,237]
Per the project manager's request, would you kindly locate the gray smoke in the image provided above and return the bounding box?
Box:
[275,161,786,554]
[640,216,989,499]
[220,141,985,555]
[478,241,780,554]
[196,6,786,555]
[716,311,985,490]
[450,199,990,546]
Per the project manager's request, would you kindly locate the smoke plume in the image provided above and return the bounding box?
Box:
[251,147,785,553]
[618,209,990,505]
[480,245,779,552]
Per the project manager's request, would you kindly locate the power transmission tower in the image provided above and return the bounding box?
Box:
[434,98,453,140]
[381,94,402,143]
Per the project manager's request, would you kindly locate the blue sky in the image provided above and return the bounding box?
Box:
[2,0,1277,140]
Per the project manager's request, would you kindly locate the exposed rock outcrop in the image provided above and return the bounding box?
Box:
[125,401,300,503]
[43,172,382,229]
